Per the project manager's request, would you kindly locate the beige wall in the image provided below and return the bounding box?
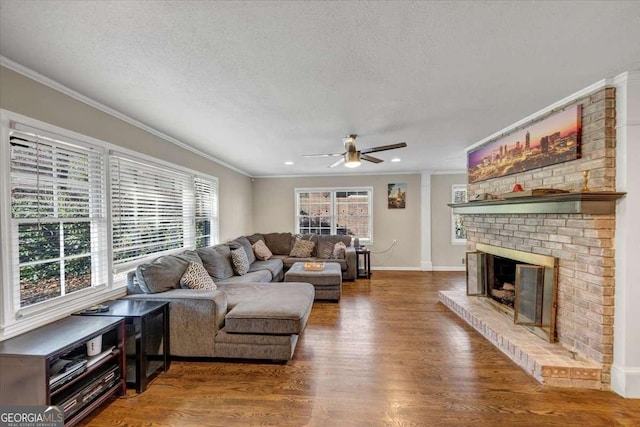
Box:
[252,174,421,268]
[430,174,467,269]
[0,66,253,241]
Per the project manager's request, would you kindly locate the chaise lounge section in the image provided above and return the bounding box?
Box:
[125,247,314,361]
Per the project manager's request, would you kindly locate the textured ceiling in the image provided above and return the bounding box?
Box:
[1,1,639,177]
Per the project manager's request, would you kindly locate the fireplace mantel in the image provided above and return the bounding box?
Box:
[448,192,626,215]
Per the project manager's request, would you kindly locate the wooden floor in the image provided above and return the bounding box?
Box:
[80,271,640,426]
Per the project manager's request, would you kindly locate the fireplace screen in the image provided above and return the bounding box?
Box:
[466,252,485,296]
[514,265,544,326]
[465,244,557,342]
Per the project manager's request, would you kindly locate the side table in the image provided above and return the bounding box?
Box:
[355,248,371,279]
[76,299,170,393]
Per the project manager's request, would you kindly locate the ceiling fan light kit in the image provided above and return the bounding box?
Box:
[344,151,361,168]
[302,134,407,168]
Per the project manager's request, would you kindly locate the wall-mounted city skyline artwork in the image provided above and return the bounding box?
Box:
[467,104,582,183]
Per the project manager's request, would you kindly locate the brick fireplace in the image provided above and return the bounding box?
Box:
[440,87,623,389]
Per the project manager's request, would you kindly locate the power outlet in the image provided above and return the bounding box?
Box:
[461,257,465,265]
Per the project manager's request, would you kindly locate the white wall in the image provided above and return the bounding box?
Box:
[253,174,422,269]
[613,70,640,398]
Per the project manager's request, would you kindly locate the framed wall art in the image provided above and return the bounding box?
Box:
[467,104,582,183]
[388,183,406,209]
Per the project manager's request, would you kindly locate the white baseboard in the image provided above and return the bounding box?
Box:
[420,261,433,271]
[611,365,640,398]
[432,266,466,272]
[368,266,465,272]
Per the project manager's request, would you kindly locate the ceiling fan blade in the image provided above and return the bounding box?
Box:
[360,142,407,154]
[361,154,383,164]
[329,157,345,168]
[302,152,344,158]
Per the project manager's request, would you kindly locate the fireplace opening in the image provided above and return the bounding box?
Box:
[487,255,518,308]
[466,243,558,342]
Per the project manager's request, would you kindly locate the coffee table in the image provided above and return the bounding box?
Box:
[284,262,342,301]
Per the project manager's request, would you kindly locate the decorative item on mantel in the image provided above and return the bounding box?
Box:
[501,187,569,199]
[582,170,590,192]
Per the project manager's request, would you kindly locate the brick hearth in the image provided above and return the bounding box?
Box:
[439,289,604,389]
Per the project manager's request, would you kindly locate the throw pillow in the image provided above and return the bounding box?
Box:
[252,239,273,260]
[230,248,250,275]
[316,239,334,259]
[180,262,217,290]
[289,238,315,258]
[332,241,347,259]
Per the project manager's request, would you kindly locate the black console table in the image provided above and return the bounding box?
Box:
[76,299,170,393]
[356,248,371,279]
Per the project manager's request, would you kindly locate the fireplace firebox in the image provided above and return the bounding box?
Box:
[466,243,558,342]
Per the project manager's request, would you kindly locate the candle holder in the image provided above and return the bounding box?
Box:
[582,170,590,192]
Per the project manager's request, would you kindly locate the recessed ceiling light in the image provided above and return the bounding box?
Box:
[391,158,401,162]
[284,161,294,165]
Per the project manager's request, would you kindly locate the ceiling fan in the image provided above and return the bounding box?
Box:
[302,134,407,168]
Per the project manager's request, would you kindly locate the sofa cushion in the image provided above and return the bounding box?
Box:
[246,233,264,245]
[197,245,235,280]
[233,236,256,264]
[217,269,272,284]
[252,239,273,260]
[230,248,250,275]
[289,238,315,258]
[263,232,293,255]
[135,254,190,294]
[180,262,217,290]
[248,258,284,280]
[224,282,314,334]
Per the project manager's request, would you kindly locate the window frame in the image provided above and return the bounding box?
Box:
[0,110,117,335]
[451,184,467,245]
[294,187,373,244]
[0,110,220,340]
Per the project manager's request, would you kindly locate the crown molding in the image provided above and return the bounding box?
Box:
[0,56,250,177]
[430,169,467,175]
[252,170,424,179]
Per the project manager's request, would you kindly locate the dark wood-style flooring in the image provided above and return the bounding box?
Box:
[79,271,640,426]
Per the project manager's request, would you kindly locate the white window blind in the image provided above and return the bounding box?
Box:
[194,176,218,247]
[110,154,194,270]
[9,122,107,308]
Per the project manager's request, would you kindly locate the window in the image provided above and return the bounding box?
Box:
[110,155,220,272]
[6,121,107,310]
[295,188,372,242]
[451,184,467,244]
[110,154,193,271]
[1,110,219,337]
[194,177,218,248]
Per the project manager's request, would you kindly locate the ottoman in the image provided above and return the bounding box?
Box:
[285,262,342,301]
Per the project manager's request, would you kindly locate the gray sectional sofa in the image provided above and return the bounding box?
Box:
[245,232,358,281]
[124,232,358,361]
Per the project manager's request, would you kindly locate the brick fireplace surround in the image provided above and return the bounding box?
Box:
[440,87,619,390]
